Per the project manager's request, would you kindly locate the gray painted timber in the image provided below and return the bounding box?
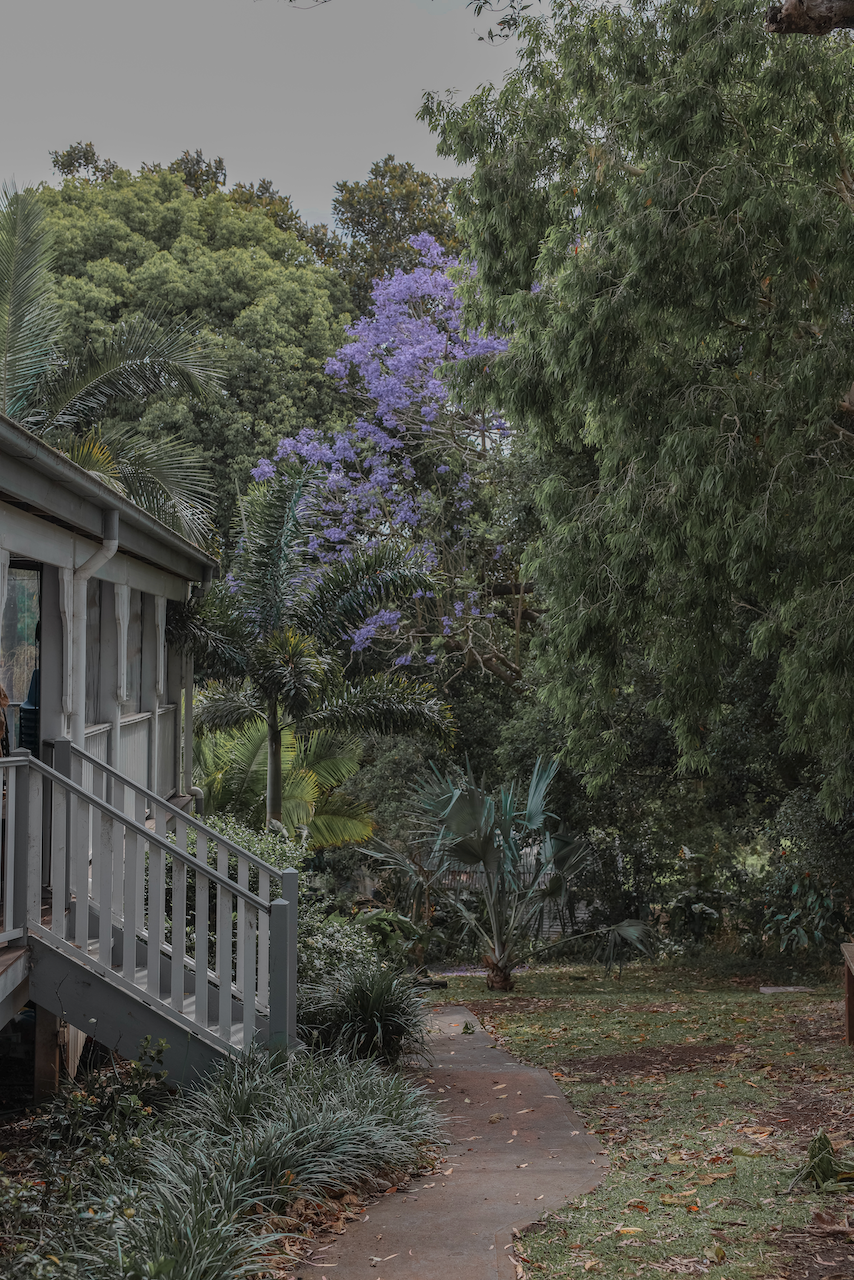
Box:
[0,413,216,582]
[28,934,231,1085]
[0,949,29,1029]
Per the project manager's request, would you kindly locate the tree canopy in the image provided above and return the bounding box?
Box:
[37,164,350,543]
[422,0,854,819]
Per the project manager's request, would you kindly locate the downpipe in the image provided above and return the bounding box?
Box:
[70,510,119,746]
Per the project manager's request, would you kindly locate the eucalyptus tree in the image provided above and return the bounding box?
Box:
[422,0,854,820]
[187,465,453,828]
[0,180,220,541]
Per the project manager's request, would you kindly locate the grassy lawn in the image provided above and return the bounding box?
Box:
[433,961,854,1279]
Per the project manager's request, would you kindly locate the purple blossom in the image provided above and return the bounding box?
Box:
[251,458,276,481]
[425,655,437,664]
[394,654,412,666]
[350,609,401,653]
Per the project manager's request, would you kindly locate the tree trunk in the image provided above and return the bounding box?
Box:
[766,0,854,33]
[266,701,282,828]
[485,960,515,991]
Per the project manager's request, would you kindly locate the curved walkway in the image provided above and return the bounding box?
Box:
[321,1005,608,1279]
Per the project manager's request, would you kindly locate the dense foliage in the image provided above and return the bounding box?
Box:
[37,166,349,541]
[423,0,854,827]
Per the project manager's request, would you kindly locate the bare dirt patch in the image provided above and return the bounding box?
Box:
[553,1041,736,1079]
[771,1210,854,1279]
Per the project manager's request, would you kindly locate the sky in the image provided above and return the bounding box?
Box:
[1,0,521,227]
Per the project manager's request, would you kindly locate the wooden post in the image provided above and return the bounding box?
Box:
[841,944,854,1045]
[34,1004,61,1100]
[269,870,298,1051]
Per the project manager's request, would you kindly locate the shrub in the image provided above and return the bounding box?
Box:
[297,900,377,984]
[298,960,428,1066]
[2,1041,442,1278]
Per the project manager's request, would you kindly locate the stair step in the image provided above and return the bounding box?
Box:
[83,942,246,1045]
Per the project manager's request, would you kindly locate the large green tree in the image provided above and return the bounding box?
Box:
[422,1,854,819]
[0,181,220,540]
[331,156,460,315]
[38,164,350,543]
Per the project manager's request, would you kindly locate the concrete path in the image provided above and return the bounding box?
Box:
[318,1005,608,1280]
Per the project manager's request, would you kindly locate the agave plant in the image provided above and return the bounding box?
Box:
[194,722,374,847]
[182,464,454,828]
[0,180,220,541]
[368,757,655,990]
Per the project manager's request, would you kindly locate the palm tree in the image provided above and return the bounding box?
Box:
[0,180,220,542]
[184,465,453,827]
[194,723,374,847]
[368,758,655,989]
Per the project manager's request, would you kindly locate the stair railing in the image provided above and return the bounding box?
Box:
[0,748,298,1051]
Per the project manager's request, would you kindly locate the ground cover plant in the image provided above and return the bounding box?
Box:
[0,1038,442,1279]
[433,960,853,1278]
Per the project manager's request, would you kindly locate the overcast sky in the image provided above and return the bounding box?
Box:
[2,0,521,226]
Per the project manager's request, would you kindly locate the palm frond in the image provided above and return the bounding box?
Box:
[194,681,265,732]
[291,731,363,792]
[301,673,454,742]
[37,308,222,433]
[248,627,332,714]
[521,756,560,831]
[168,590,250,680]
[235,468,325,634]
[298,546,437,648]
[306,792,375,849]
[0,181,61,420]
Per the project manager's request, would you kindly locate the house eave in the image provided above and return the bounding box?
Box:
[0,413,218,584]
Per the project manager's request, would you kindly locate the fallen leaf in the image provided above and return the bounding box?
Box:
[517,1108,534,1113]
[618,1227,643,1234]
[489,1113,504,1124]
[383,1186,398,1195]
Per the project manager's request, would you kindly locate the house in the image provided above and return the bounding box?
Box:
[0,412,297,1095]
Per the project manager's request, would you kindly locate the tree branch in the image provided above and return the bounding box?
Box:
[766,0,854,34]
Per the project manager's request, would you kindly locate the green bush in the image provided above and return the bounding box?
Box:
[299,960,428,1066]
[2,1041,441,1278]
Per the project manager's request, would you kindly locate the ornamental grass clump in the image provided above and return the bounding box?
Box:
[1,1042,441,1278]
[298,959,429,1066]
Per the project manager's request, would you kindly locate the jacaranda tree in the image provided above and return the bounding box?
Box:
[252,235,540,690]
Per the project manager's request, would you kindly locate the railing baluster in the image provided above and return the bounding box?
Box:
[171,817,187,1012]
[216,840,232,1042]
[235,855,248,999]
[195,831,209,1030]
[147,839,164,999]
[243,904,257,1049]
[98,812,113,966]
[2,766,17,938]
[257,868,270,1011]
[74,787,89,947]
[51,779,68,940]
[27,766,43,927]
[123,820,138,982]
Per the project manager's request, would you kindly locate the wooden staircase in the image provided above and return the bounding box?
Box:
[0,741,298,1084]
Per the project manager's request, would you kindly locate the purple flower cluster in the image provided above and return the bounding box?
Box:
[251,235,510,657]
[350,609,402,653]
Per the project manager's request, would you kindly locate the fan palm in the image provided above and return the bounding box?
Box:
[185,465,453,828]
[367,757,655,989]
[0,180,221,541]
[194,722,374,848]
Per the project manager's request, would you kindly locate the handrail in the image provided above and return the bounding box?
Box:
[0,753,272,913]
[56,740,289,885]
